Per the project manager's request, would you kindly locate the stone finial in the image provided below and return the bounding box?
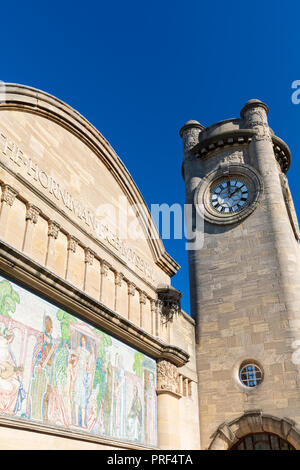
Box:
[179,120,204,155]
[240,99,269,118]
[240,99,271,142]
[1,184,18,206]
[157,359,179,395]
[26,203,40,224]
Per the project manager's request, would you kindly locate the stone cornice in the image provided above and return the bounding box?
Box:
[0,415,158,450]
[0,238,189,367]
[186,129,291,174]
[0,83,179,278]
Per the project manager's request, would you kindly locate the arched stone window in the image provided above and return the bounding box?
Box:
[208,411,300,450]
[230,433,295,450]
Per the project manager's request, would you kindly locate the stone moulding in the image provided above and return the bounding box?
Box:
[0,238,189,367]
[208,410,300,450]
[0,83,179,278]
[0,415,158,450]
[189,129,291,174]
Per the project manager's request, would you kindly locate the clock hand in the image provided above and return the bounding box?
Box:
[229,186,241,197]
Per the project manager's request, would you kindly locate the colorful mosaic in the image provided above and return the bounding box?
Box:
[0,274,157,446]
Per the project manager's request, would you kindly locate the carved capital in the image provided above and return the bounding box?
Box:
[114,271,124,286]
[1,184,18,206]
[84,248,95,265]
[48,220,60,239]
[67,235,79,253]
[26,203,40,224]
[101,260,110,277]
[128,282,136,296]
[157,359,179,395]
[139,291,147,304]
[150,299,157,312]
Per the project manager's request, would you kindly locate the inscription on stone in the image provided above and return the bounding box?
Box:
[0,131,156,283]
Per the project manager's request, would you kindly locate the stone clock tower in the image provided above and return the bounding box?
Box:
[180,100,300,450]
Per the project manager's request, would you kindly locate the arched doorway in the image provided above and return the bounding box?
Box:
[230,432,295,450]
[208,411,300,450]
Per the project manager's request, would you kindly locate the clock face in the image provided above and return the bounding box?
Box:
[210,178,249,214]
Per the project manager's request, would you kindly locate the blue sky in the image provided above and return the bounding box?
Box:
[1,0,299,313]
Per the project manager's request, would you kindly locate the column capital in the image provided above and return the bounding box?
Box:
[84,248,95,265]
[114,271,124,286]
[101,259,111,277]
[128,282,136,296]
[157,359,180,396]
[67,235,79,253]
[139,291,147,304]
[1,184,18,206]
[26,203,40,224]
[48,220,60,239]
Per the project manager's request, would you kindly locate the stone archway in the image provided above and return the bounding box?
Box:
[208,410,300,450]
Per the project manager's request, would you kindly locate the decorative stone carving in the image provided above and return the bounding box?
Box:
[101,260,110,277]
[67,235,78,253]
[114,271,124,286]
[157,359,179,395]
[26,203,40,224]
[179,121,204,156]
[139,291,147,305]
[128,282,136,296]
[48,220,60,239]
[1,184,18,206]
[84,248,94,265]
[157,286,181,323]
[241,101,272,143]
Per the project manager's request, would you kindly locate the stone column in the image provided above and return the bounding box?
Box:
[84,248,94,291]
[45,220,60,268]
[156,359,181,449]
[0,184,18,239]
[22,203,40,254]
[114,271,123,312]
[241,100,300,320]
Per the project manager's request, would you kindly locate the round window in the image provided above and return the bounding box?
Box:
[239,363,263,388]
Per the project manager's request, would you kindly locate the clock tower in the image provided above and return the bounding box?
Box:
[180,100,300,450]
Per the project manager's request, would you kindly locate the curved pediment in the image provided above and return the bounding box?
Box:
[0,83,179,283]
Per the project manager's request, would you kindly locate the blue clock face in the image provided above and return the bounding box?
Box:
[210,178,249,214]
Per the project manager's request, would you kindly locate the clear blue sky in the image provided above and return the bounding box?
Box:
[1,0,299,313]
